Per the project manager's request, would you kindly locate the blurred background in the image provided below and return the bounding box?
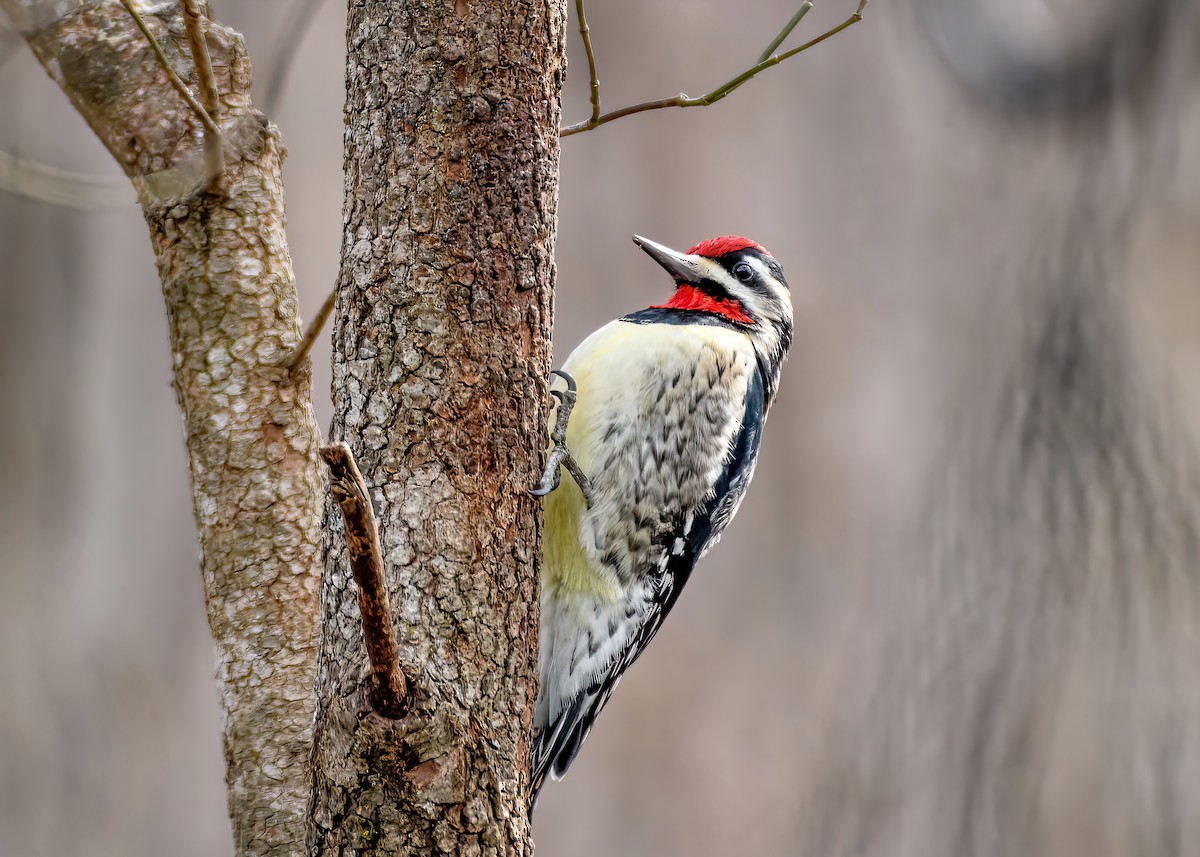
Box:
[4,0,1200,854]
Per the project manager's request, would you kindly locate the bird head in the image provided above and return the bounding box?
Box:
[633,234,794,373]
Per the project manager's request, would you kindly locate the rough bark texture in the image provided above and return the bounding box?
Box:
[5,3,323,853]
[307,0,565,852]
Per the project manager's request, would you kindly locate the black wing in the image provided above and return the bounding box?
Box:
[530,365,767,812]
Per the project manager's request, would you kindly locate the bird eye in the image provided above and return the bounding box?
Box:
[733,262,754,283]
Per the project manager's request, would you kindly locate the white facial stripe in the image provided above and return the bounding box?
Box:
[692,255,726,283]
[746,257,774,284]
[686,253,792,348]
[715,258,771,310]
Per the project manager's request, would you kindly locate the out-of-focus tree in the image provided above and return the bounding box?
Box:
[793,1,1200,855]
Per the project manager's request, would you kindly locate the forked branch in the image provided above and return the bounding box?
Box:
[561,0,868,137]
[321,442,408,719]
[119,0,224,190]
[181,0,224,191]
[758,1,814,64]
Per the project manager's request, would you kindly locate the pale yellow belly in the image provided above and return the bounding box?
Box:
[540,319,754,602]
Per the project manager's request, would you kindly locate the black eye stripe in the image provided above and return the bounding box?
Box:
[717,249,789,291]
[696,278,734,299]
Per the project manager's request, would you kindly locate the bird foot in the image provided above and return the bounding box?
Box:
[531,370,595,507]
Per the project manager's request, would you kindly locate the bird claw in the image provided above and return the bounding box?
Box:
[530,370,595,506]
[551,368,577,396]
[530,438,564,497]
[529,477,561,498]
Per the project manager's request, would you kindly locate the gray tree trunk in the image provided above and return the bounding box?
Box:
[306,0,565,852]
[5,2,322,853]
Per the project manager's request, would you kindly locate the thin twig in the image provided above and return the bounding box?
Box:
[561,0,868,137]
[576,0,601,123]
[288,285,337,373]
[0,28,22,72]
[262,0,326,115]
[0,148,134,209]
[181,0,223,191]
[321,442,408,719]
[119,1,222,146]
[758,1,814,64]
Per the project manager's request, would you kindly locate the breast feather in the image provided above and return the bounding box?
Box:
[544,321,753,594]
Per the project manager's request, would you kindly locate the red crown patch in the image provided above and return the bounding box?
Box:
[687,236,768,258]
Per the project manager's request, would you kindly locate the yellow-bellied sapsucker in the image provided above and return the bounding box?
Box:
[530,235,794,810]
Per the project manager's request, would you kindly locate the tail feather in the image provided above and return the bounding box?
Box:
[530,548,690,818]
[530,694,586,810]
[529,681,613,818]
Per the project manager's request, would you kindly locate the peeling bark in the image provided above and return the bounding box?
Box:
[307,0,566,852]
[4,3,323,854]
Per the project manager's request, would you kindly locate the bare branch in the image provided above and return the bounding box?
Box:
[561,0,868,137]
[759,0,814,64]
[0,149,134,209]
[181,0,224,191]
[320,442,408,720]
[262,0,326,115]
[9,4,326,848]
[576,0,601,123]
[0,26,21,70]
[119,0,222,143]
[287,285,337,374]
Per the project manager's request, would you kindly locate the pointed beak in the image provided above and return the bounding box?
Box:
[632,235,707,285]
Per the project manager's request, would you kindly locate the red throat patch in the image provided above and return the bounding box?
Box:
[687,235,768,258]
[652,285,755,325]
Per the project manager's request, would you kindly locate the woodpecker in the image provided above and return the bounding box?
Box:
[530,234,793,810]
